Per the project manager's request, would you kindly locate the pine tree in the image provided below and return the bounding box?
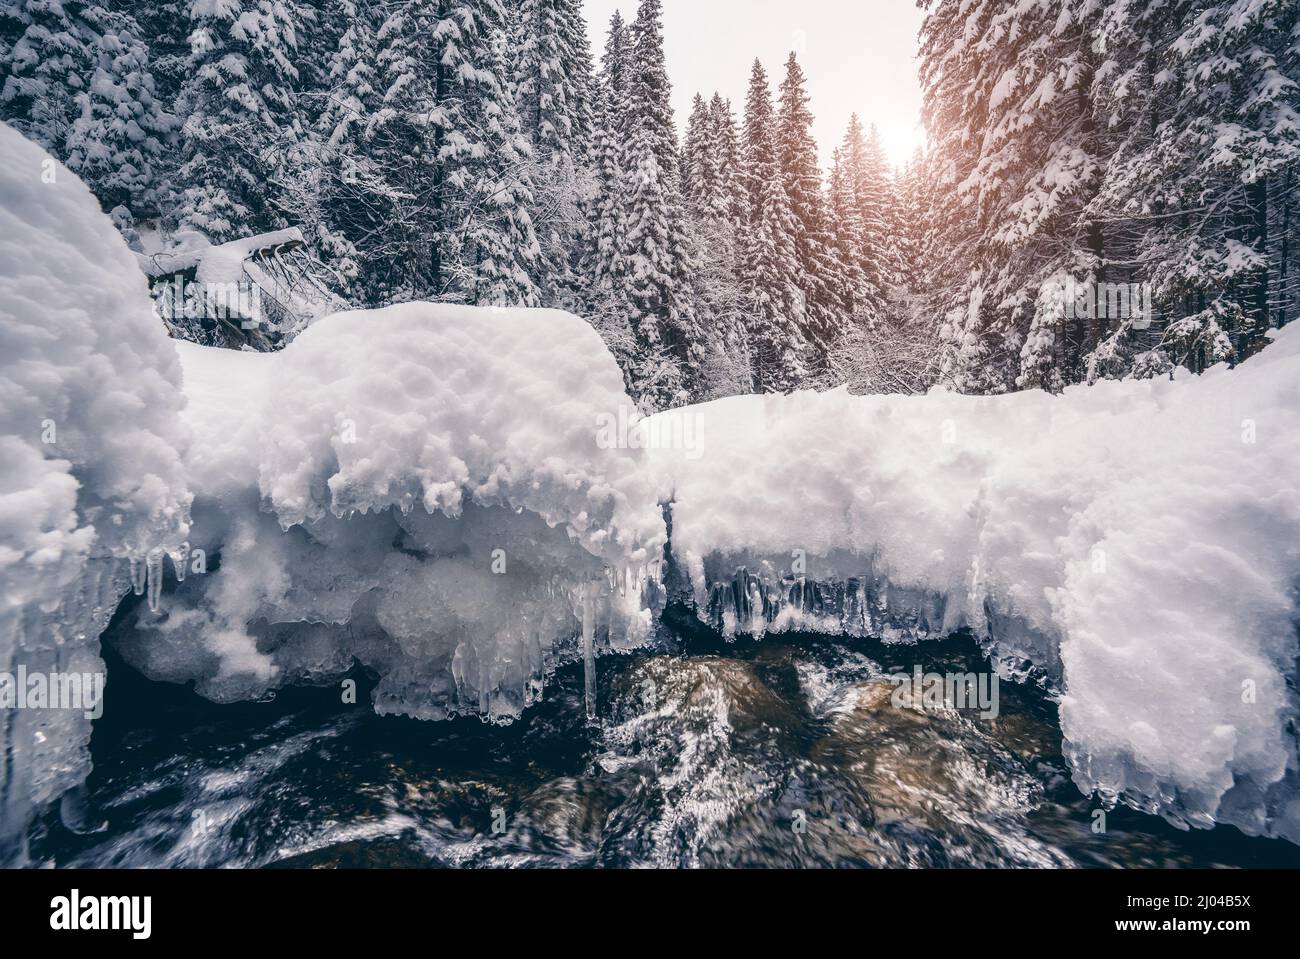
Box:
[510,0,594,305]
[174,0,309,241]
[2,0,91,157]
[710,93,745,228]
[776,51,844,369]
[511,0,592,163]
[859,125,901,297]
[619,0,698,408]
[739,59,807,392]
[682,93,715,205]
[830,115,895,326]
[431,0,541,306]
[336,0,541,306]
[920,0,1102,393]
[305,0,388,296]
[585,11,630,312]
[683,91,750,397]
[828,143,870,320]
[2,1,173,217]
[1087,0,1300,377]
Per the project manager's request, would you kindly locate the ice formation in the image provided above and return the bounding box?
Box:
[646,331,1300,843]
[0,124,191,859]
[112,304,666,724]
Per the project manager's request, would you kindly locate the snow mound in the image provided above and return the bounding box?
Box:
[115,305,666,723]
[648,329,1300,843]
[0,123,191,860]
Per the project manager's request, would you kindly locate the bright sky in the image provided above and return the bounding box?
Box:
[582,0,928,170]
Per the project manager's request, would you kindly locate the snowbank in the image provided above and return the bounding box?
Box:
[648,329,1300,842]
[0,123,191,859]
[115,305,667,723]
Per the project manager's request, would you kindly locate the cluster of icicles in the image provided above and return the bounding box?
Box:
[127,543,193,615]
[443,560,665,723]
[706,565,949,641]
[126,540,665,724]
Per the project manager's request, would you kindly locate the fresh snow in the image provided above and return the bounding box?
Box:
[115,305,666,722]
[647,329,1300,843]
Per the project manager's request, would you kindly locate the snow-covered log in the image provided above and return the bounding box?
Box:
[114,304,667,723]
[647,332,1300,843]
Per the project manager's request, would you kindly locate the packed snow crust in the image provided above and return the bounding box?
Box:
[647,331,1300,842]
[0,125,191,858]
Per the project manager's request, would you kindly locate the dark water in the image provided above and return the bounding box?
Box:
[30,609,1300,868]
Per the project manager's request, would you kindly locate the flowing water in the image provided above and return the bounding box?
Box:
[30,608,1300,868]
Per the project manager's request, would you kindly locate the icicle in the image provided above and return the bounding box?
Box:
[171,541,190,582]
[145,547,165,613]
[581,580,596,720]
[451,642,467,703]
[129,555,146,596]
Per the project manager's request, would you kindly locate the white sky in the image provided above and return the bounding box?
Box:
[582,0,928,170]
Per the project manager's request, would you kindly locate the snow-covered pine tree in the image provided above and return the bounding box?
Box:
[2,1,173,219]
[919,0,1298,391]
[682,93,715,206]
[890,145,944,357]
[1087,0,1300,377]
[583,11,631,315]
[511,0,592,162]
[349,0,540,307]
[776,51,844,372]
[860,124,903,295]
[2,0,92,160]
[431,0,541,307]
[831,115,895,326]
[174,0,309,241]
[302,0,389,297]
[920,0,1103,393]
[65,4,175,218]
[918,0,988,392]
[739,59,808,392]
[509,0,594,306]
[892,146,929,299]
[585,11,631,294]
[682,91,750,398]
[342,0,441,301]
[710,93,745,229]
[619,0,698,408]
[827,142,871,322]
